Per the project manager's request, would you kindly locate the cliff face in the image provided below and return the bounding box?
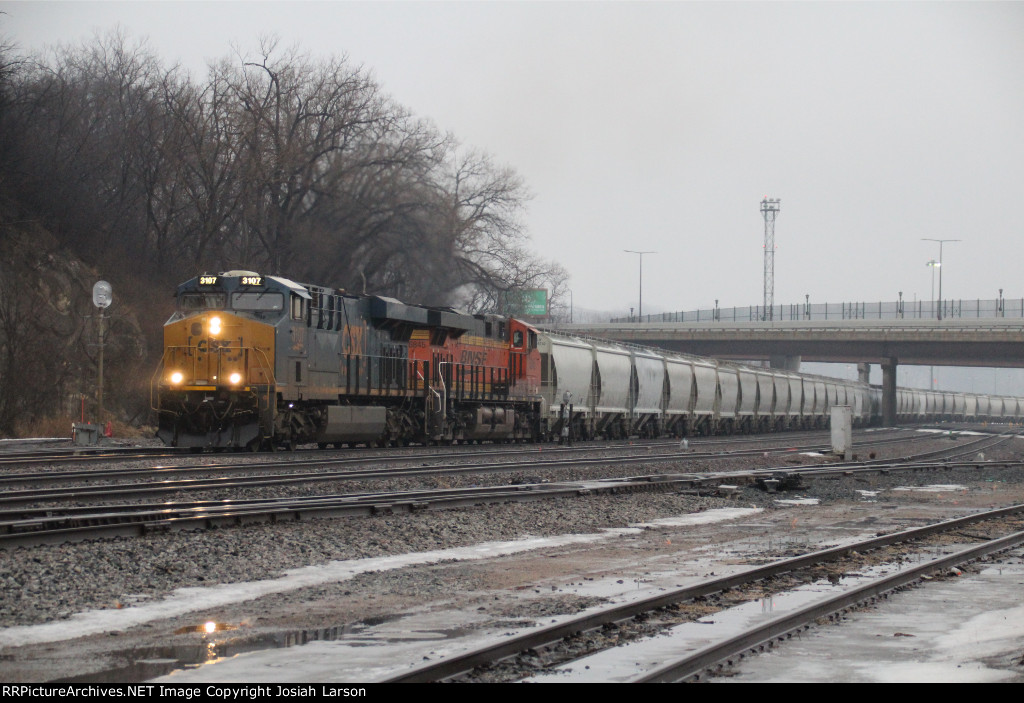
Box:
[0,216,147,434]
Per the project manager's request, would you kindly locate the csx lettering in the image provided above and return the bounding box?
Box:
[342,325,365,355]
[196,339,232,353]
[460,350,487,366]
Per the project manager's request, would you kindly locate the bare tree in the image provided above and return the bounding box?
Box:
[222,39,391,272]
[0,30,571,431]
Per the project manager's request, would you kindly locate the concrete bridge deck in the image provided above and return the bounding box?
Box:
[558,318,1024,368]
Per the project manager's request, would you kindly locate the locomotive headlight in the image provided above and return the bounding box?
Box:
[209,316,222,336]
[170,371,184,385]
[229,372,242,385]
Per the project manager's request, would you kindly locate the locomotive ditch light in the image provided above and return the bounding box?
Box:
[170,372,184,385]
[229,372,243,385]
[209,316,222,336]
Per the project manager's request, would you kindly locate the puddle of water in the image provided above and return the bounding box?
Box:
[174,621,238,635]
[59,618,383,683]
[59,635,280,683]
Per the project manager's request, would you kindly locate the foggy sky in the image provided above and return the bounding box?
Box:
[2,1,1023,317]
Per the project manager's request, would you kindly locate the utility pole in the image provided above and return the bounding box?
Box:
[761,198,781,320]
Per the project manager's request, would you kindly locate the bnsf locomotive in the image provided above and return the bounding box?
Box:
[154,272,544,450]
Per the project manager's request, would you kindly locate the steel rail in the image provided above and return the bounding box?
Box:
[0,475,678,548]
[0,434,1008,516]
[0,446,191,466]
[0,432,969,508]
[636,529,1024,682]
[0,427,932,473]
[0,435,1013,547]
[383,505,1024,683]
[0,438,833,486]
[5,456,1022,531]
[0,428,922,484]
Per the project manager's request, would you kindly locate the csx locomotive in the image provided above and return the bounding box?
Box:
[154,272,1024,450]
[154,272,543,450]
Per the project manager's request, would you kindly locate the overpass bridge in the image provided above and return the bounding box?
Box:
[560,318,1024,369]
[552,317,1024,426]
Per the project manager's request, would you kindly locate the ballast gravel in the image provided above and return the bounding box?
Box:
[2,442,1024,630]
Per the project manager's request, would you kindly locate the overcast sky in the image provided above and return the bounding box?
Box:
[3,1,1023,316]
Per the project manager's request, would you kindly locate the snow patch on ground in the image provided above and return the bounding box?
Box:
[0,508,762,648]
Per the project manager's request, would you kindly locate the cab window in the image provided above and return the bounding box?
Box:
[513,330,524,348]
[291,294,305,320]
[179,292,226,311]
[232,292,283,311]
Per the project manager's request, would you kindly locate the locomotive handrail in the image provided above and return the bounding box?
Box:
[149,356,167,414]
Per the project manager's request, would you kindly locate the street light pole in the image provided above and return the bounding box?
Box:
[624,250,656,321]
[926,259,937,321]
[922,239,960,321]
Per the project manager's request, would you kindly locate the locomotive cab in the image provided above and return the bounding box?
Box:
[154,272,291,449]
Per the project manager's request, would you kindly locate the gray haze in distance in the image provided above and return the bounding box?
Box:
[4,1,1023,395]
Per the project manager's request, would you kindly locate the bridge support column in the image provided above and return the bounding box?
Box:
[857,362,871,385]
[769,355,801,372]
[881,358,898,426]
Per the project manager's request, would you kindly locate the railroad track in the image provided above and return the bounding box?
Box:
[383,504,1024,682]
[1,434,1017,549]
[0,431,950,507]
[0,427,929,471]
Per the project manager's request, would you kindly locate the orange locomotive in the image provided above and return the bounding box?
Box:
[153,272,545,450]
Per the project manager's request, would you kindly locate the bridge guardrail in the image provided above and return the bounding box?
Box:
[611,297,1024,324]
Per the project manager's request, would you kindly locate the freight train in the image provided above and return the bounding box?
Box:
[153,272,1023,450]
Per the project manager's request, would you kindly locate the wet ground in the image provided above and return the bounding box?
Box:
[2,433,1024,683]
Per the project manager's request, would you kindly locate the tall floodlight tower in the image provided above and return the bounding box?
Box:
[760,197,781,321]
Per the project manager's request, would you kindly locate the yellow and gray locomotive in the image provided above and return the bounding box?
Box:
[153,271,545,450]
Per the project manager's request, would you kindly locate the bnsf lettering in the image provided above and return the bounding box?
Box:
[460,350,487,366]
